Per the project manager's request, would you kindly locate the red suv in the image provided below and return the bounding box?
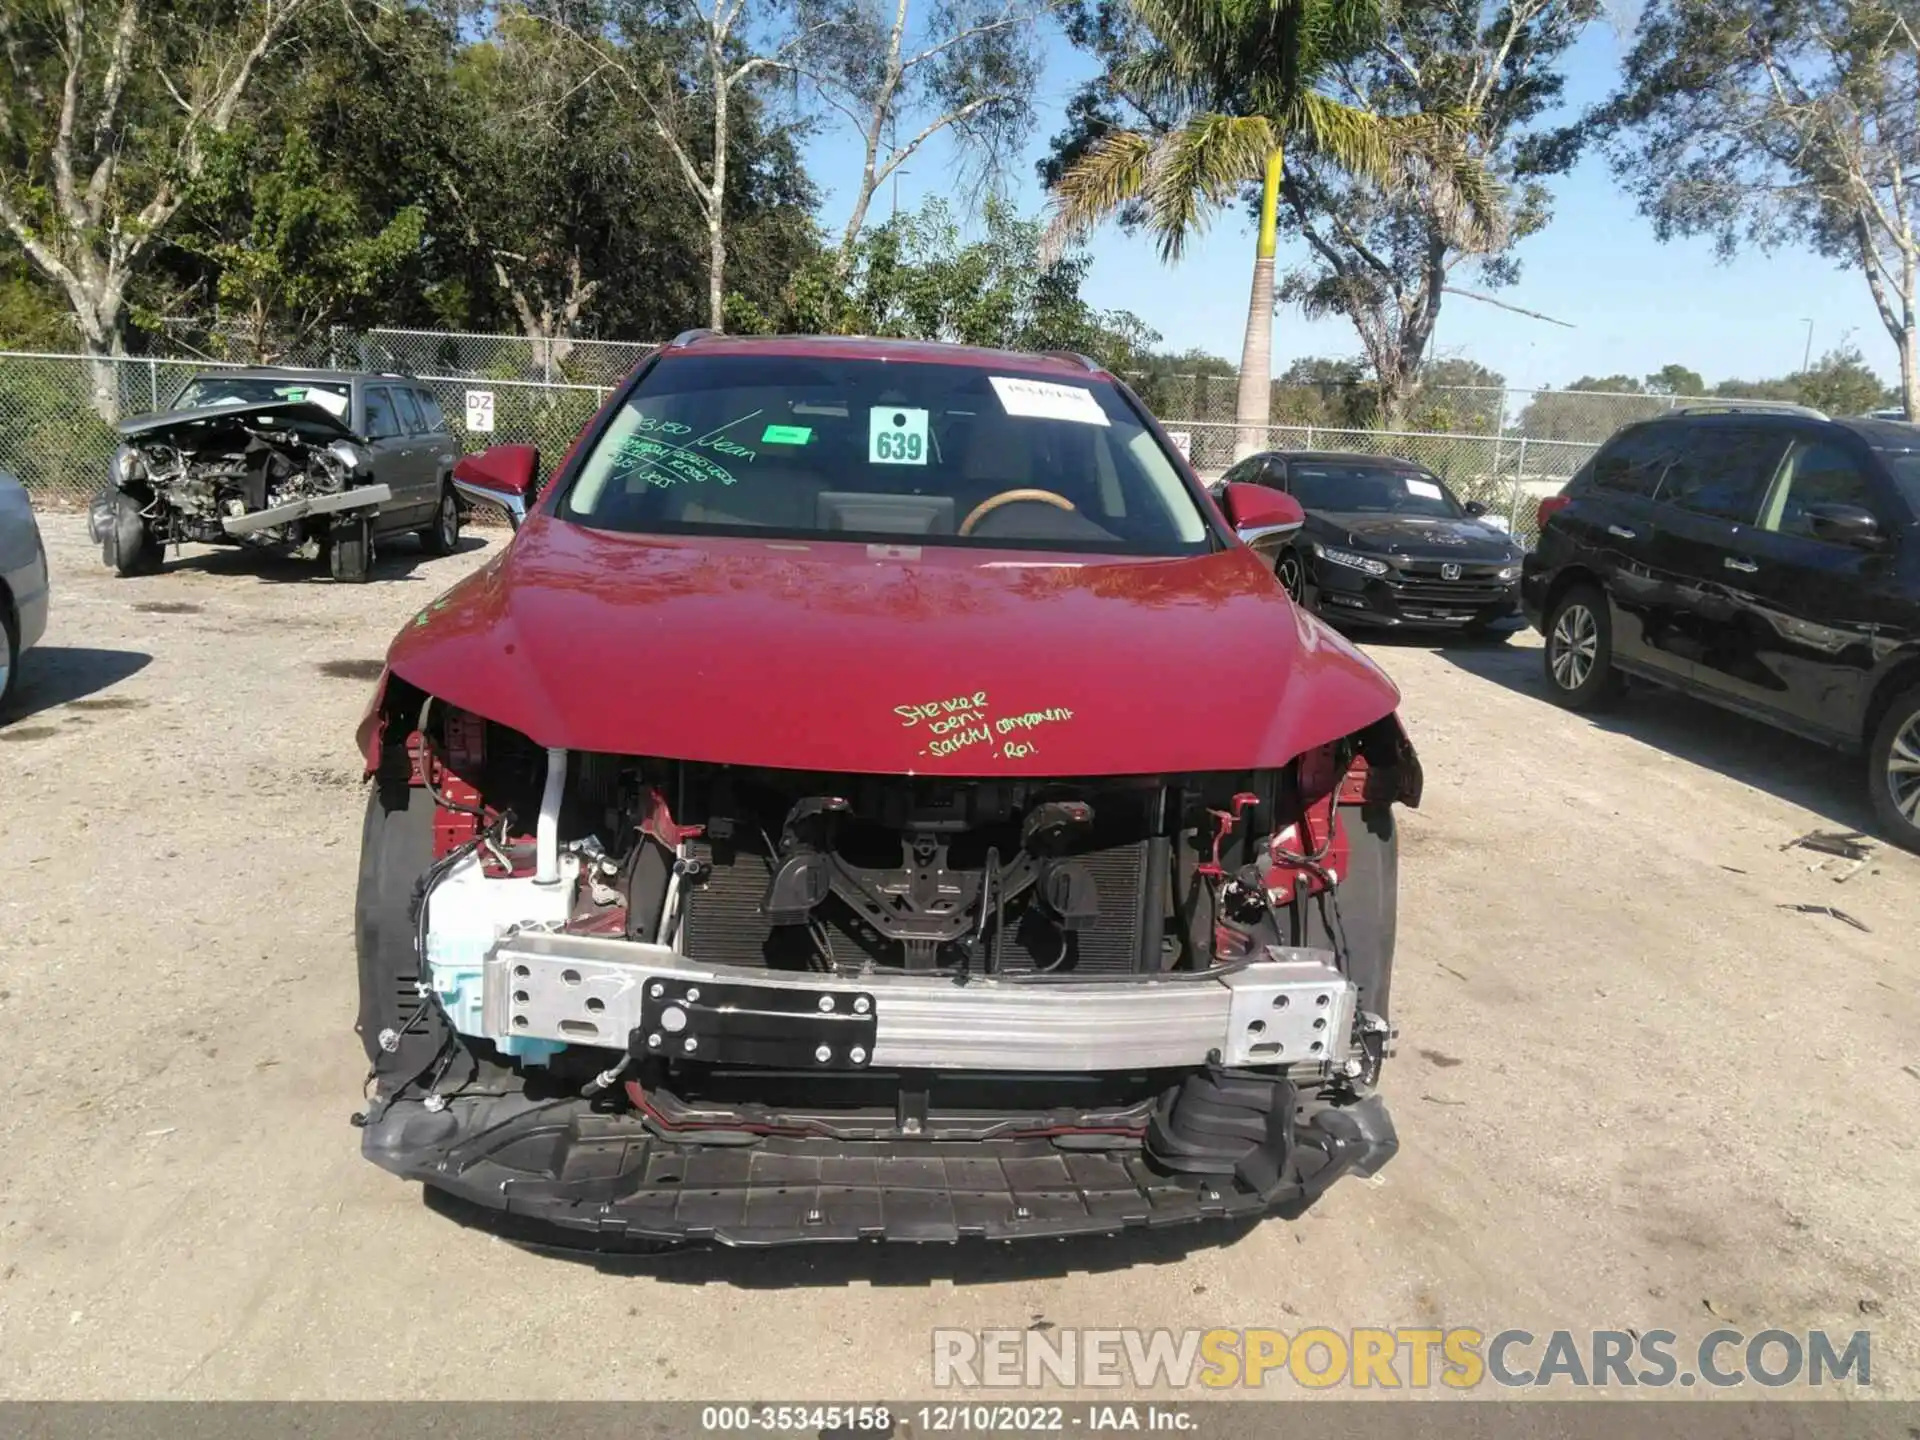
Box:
[351,333,1421,1246]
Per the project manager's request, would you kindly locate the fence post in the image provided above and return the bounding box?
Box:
[1304,424,1315,449]
[1509,436,1529,534]
[148,358,158,411]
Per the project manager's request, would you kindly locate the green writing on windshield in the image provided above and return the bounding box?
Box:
[761,424,812,445]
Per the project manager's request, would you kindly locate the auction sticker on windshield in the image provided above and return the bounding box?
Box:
[1405,477,1443,499]
[989,376,1110,427]
[870,406,930,465]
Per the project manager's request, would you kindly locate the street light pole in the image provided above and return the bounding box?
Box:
[1801,318,1815,372]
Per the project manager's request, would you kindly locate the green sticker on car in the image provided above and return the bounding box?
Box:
[761,424,812,445]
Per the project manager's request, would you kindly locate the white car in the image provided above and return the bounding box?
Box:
[0,470,50,715]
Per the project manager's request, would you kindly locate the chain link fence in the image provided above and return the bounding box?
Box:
[0,350,617,511]
[1133,372,1813,450]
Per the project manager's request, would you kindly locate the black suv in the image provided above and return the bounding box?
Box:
[1521,406,1920,848]
[1212,450,1525,635]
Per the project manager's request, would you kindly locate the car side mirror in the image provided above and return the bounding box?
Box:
[1463,499,1488,517]
[1803,502,1885,549]
[452,444,540,531]
[1219,481,1305,549]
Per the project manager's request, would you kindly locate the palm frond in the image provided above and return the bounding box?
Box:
[1141,112,1276,260]
[1288,90,1399,184]
[1041,131,1155,261]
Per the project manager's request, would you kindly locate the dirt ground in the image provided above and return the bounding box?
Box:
[2,521,1916,1401]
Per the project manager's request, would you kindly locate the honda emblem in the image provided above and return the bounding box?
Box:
[1441,562,1461,580]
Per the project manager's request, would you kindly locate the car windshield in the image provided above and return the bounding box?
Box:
[173,376,351,419]
[1289,462,1464,518]
[559,354,1213,554]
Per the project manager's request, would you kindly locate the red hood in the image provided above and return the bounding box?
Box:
[379,515,1401,776]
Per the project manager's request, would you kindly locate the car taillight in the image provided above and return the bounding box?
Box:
[1536,494,1572,532]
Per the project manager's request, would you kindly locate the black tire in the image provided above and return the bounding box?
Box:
[418,484,461,557]
[0,603,18,719]
[355,781,436,1065]
[1300,803,1397,1024]
[1867,683,1920,854]
[1542,583,1624,710]
[1276,547,1308,606]
[330,516,373,583]
[106,493,162,577]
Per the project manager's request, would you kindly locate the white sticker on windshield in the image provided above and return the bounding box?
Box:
[870,406,930,465]
[1404,477,1443,499]
[306,390,350,419]
[989,376,1110,427]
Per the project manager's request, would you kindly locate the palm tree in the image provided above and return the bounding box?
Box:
[1045,0,1488,460]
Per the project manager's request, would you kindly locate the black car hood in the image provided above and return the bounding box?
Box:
[116,398,362,444]
[1311,511,1517,562]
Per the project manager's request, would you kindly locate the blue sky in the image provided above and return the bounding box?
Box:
[796,20,1894,391]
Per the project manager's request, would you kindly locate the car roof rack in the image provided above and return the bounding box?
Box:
[1663,401,1828,420]
[669,328,716,348]
[1043,350,1102,371]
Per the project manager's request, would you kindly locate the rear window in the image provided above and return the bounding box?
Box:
[1286,462,1462,518]
[1587,427,1671,497]
[559,355,1212,554]
[173,376,350,419]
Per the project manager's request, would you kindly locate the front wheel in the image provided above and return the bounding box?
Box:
[1542,584,1624,710]
[1868,684,1920,853]
[1277,548,1308,606]
[105,493,162,577]
[330,516,373,583]
[419,485,461,557]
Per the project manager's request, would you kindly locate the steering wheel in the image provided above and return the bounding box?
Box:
[958,488,1078,537]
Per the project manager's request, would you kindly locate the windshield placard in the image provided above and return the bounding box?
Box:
[869,406,930,465]
[989,376,1110,427]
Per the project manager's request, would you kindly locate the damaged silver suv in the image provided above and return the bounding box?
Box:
[89,368,462,582]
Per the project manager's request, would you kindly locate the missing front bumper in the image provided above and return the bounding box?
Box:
[485,932,1359,1073]
[360,1088,1398,1246]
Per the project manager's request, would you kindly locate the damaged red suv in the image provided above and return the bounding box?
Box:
[352,332,1422,1245]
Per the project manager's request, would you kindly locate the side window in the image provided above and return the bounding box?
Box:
[414,389,447,433]
[1256,457,1289,490]
[393,387,426,435]
[1760,440,1878,540]
[363,386,401,441]
[1655,426,1787,524]
[1220,457,1262,486]
[1588,428,1672,498]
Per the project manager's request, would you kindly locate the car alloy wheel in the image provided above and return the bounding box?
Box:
[1278,550,1306,604]
[1889,712,1920,825]
[438,492,458,548]
[1548,602,1598,691]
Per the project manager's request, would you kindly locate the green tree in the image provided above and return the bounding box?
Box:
[1594,0,1920,417]
[171,127,425,363]
[1644,363,1704,396]
[775,196,1160,368]
[1714,347,1894,415]
[0,0,319,411]
[1278,0,1597,426]
[1039,0,1489,461]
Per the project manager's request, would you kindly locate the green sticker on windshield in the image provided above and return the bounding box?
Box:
[761,424,812,445]
[869,406,930,465]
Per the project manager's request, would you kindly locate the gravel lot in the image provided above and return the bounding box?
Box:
[3,520,1917,1400]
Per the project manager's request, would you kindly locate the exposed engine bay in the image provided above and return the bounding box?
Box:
[88,398,389,566]
[352,677,1421,1244]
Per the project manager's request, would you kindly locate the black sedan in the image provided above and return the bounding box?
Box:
[1211,450,1526,636]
